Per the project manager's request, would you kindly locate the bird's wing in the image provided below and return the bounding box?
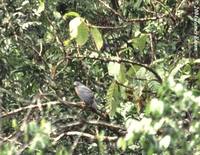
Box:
[78,85,94,97]
[76,85,94,104]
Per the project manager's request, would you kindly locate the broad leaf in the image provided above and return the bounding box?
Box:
[36,0,45,15]
[69,17,89,46]
[108,62,127,83]
[76,22,89,46]
[132,33,148,51]
[108,62,121,79]
[69,17,82,39]
[106,81,120,116]
[63,12,80,19]
[91,27,103,50]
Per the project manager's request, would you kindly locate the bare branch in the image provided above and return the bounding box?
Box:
[98,0,169,23]
[1,101,60,118]
[56,119,127,136]
[65,55,162,83]
[53,131,118,144]
[1,99,84,119]
[84,120,126,133]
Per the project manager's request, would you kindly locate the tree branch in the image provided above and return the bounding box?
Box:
[65,55,163,83]
[53,131,118,144]
[0,101,61,118]
[98,0,169,23]
[56,119,127,136]
[84,120,126,133]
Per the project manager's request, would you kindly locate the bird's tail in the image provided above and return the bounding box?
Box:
[91,100,97,110]
[91,100,110,122]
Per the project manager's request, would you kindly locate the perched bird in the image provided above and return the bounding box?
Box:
[74,81,97,110]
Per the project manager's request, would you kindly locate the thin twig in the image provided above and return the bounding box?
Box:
[98,0,168,23]
[65,55,162,83]
[85,120,125,131]
[70,125,88,154]
[149,33,156,62]
[53,131,118,143]
[0,87,31,104]
[126,14,167,23]
[0,101,60,118]
[98,0,124,20]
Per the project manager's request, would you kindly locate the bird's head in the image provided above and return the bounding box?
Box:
[73,81,83,87]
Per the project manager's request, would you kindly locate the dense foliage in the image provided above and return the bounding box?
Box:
[0,0,199,154]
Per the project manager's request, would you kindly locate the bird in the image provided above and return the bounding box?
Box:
[73,81,97,110]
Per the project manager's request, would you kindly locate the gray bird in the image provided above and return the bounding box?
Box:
[74,81,97,110]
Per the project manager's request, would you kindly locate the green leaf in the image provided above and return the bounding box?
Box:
[194,59,200,63]
[127,65,139,77]
[44,31,54,43]
[91,27,103,50]
[40,119,51,135]
[134,0,142,8]
[63,12,80,19]
[159,135,171,149]
[36,0,45,14]
[168,58,190,87]
[30,133,49,151]
[63,39,71,46]
[118,64,127,83]
[149,98,164,116]
[69,17,89,46]
[117,137,127,151]
[69,17,82,39]
[132,33,148,51]
[106,81,120,116]
[126,117,153,134]
[12,119,18,129]
[76,22,89,46]
[108,62,121,78]
[169,58,190,78]
[108,62,127,83]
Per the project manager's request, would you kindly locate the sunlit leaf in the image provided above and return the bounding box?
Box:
[117,137,127,151]
[149,98,164,116]
[44,31,54,43]
[69,17,82,38]
[108,62,127,83]
[134,0,142,8]
[127,65,140,77]
[12,119,18,129]
[91,27,103,50]
[168,58,190,87]
[126,117,153,137]
[36,0,45,14]
[194,59,200,63]
[76,22,89,46]
[30,133,49,151]
[106,81,120,116]
[69,17,89,46]
[169,58,190,78]
[63,39,71,46]
[132,33,148,51]
[159,135,171,149]
[118,64,127,83]
[53,11,62,19]
[40,119,52,135]
[63,11,80,19]
[108,62,121,78]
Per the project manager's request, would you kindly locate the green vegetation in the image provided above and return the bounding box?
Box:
[0,0,199,154]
